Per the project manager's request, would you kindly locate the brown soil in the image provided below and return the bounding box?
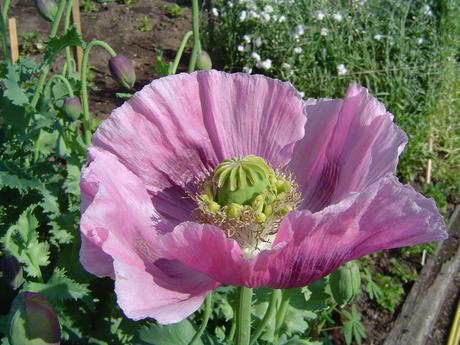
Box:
[7,2,460,344]
[10,0,193,118]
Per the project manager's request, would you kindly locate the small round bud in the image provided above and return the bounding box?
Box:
[62,97,82,120]
[196,50,213,70]
[8,292,61,345]
[108,54,136,89]
[0,256,23,290]
[329,261,361,306]
[35,0,58,22]
[255,212,266,223]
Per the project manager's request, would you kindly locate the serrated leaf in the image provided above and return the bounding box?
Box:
[25,267,89,302]
[1,64,29,106]
[40,188,60,217]
[341,305,366,345]
[0,170,41,193]
[64,164,81,196]
[43,27,85,66]
[2,205,50,278]
[135,319,202,345]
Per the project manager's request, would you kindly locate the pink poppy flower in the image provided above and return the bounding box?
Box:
[80,71,446,324]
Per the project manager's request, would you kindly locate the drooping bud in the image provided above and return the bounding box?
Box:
[0,255,23,290]
[108,54,136,89]
[35,0,58,22]
[62,97,82,121]
[8,292,61,345]
[329,261,361,306]
[196,50,213,70]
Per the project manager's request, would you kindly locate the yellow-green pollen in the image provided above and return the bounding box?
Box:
[195,155,300,256]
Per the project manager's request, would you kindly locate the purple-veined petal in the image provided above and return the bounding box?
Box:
[91,71,306,228]
[157,176,446,288]
[288,84,408,212]
[80,148,217,323]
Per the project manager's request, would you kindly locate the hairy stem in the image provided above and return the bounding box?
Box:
[43,74,75,97]
[274,289,291,343]
[63,0,73,77]
[189,294,213,345]
[187,0,201,73]
[170,31,193,75]
[235,287,253,345]
[250,289,281,345]
[80,40,117,145]
[31,0,67,107]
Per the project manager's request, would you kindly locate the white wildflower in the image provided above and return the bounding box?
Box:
[243,35,251,43]
[332,12,343,22]
[243,66,252,74]
[239,10,247,21]
[315,11,325,20]
[261,12,271,22]
[278,15,286,23]
[423,5,433,16]
[337,64,348,76]
[320,27,329,36]
[293,24,305,39]
[281,62,291,69]
[237,45,245,52]
[374,34,383,41]
[293,47,302,54]
[417,37,425,45]
[254,36,263,47]
[299,91,305,98]
[257,59,272,70]
[263,5,274,13]
[251,52,261,62]
[211,8,219,17]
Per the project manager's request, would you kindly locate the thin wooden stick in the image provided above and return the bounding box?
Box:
[8,17,18,63]
[425,134,433,184]
[71,0,83,71]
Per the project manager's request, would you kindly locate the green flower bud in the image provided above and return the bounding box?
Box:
[62,97,82,121]
[196,50,213,70]
[108,54,136,89]
[8,292,61,345]
[35,0,58,22]
[0,256,23,290]
[329,261,361,306]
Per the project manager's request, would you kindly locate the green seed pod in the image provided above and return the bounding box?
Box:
[329,261,361,306]
[196,50,213,70]
[0,256,23,290]
[62,97,82,121]
[8,292,61,345]
[35,0,58,22]
[108,54,136,89]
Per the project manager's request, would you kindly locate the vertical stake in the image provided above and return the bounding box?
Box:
[425,134,433,184]
[8,17,18,63]
[71,0,83,71]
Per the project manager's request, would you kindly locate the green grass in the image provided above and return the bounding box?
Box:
[206,0,460,197]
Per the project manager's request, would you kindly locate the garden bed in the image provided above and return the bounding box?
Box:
[3,1,459,344]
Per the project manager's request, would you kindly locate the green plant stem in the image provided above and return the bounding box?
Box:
[235,287,253,345]
[187,0,201,73]
[189,294,213,345]
[170,30,193,74]
[250,289,281,345]
[0,1,9,59]
[1,0,10,20]
[31,0,67,108]
[274,289,291,343]
[228,314,236,341]
[63,0,73,77]
[43,74,75,97]
[81,40,117,145]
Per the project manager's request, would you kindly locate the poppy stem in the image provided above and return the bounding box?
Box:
[80,39,117,145]
[250,289,281,345]
[274,289,292,343]
[187,0,201,73]
[235,286,253,345]
[189,293,212,345]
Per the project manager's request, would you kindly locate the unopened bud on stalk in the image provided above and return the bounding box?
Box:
[35,0,58,22]
[329,261,361,306]
[63,97,82,121]
[196,50,213,70]
[8,292,61,345]
[0,256,23,290]
[108,54,136,89]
